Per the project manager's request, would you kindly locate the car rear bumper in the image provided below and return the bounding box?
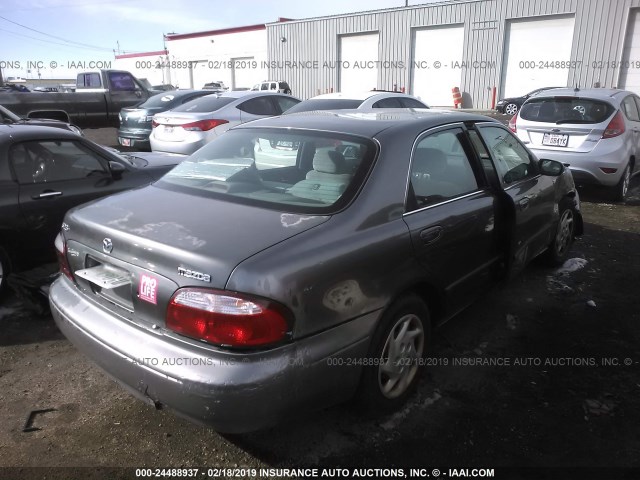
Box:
[527,147,628,187]
[149,136,206,155]
[117,129,151,148]
[49,276,375,433]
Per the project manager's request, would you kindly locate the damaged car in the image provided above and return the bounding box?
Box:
[49,110,583,433]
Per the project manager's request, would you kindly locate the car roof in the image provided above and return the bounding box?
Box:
[218,90,288,99]
[0,124,80,141]
[528,87,633,101]
[310,91,417,101]
[235,108,497,137]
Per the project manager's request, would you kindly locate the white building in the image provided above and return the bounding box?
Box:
[114,50,171,87]
[163,20,291,90]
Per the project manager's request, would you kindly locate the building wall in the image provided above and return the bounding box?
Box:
[166,29,268,90]
[114,51,170,86]
[266,0,640,107]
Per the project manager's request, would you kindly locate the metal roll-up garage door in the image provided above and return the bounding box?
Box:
[501,15,575,98]
[411,25,465,107]
[339,33,379,92]
[620,9,640,94]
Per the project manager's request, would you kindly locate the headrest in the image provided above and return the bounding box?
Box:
[313,149,348,174]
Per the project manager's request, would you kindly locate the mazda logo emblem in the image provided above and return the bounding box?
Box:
[103,238,113,254]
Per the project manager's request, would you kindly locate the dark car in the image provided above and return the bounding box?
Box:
[50,109,582,433]
[117,90,212,150]
[1,104,83,135]
[0,125,185,293]
[495,87,563,115]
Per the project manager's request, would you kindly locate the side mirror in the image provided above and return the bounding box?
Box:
[539,159,564,176]
[109,161,126,179]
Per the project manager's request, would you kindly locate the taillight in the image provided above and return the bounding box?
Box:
[508,114,517,133]
[166,288,291,348]
[54,233,73,281]
[602,111,625,139]
[181,119,228,131]
[151,119,159,128]
[600,167,618,174]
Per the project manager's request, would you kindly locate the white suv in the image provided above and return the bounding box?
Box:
[251,81,292,94]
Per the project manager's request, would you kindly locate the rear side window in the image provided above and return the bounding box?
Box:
[622,96,640,121]
[372,98,403,108]
[520,97,614,124]
[272,96,300,113]
[10,141,108,184]
[238,97,278,115]
[172,96,235,113]
[407,128,479,210]
[77,73,101,88]
[400,97,428,108]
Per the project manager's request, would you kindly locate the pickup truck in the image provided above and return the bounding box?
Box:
[0,70,160,129]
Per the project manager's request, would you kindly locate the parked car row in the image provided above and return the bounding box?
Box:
[122,89,429,155]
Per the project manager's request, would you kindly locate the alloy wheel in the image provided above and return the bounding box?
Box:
[554,208,575,257]
[505,103,518,115]
[378,313,425,399]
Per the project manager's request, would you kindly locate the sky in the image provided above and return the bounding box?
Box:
[1,0,430,79]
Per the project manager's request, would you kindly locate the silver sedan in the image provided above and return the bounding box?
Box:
[150,91,301,155]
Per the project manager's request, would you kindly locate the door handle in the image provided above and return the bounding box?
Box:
[518,197,530,210]
[32,191,62,199]
[419,226,443,244]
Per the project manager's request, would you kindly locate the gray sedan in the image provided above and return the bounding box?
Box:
[50,110,582,433]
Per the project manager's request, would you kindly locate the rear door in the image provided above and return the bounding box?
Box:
[474,124,557,273]
[403,124,502,310]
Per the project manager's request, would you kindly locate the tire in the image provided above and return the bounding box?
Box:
[356,294,430,413]
[504,103,519,116]
[613,163,631,202]
[0,246,11,297]
[544,199,576,266]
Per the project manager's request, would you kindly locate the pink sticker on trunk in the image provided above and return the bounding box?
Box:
[139,274,158,305]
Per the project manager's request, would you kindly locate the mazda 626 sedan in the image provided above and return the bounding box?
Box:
[49,109,583,433]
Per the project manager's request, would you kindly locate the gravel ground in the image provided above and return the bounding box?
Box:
[0,124,639,480]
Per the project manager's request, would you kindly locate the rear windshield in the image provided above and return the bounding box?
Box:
[520,97,615,124]
[170,95,235,113]
[157,128,376,214]
[285,99,365,114]
[139,92,181,109]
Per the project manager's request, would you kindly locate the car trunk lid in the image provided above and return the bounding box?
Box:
[63,185,329,328]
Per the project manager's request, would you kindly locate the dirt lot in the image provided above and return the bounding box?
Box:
[0,127,639,480]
